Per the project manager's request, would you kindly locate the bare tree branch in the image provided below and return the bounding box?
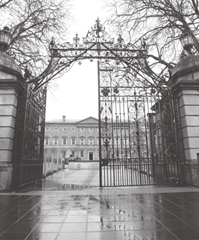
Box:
[105,0,199,90]
[0,0,72,88]
[0,0,13,8]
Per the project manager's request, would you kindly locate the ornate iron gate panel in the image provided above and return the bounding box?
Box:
[98,62,184,187]
[12,84,46,188]
[9,19,185,189]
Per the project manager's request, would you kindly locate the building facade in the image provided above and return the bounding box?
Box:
[43,116,99,174]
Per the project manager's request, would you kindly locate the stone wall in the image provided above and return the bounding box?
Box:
[172,55,199,186]
[0,53,23,191]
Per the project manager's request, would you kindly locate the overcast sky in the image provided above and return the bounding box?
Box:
[45,0,108,121]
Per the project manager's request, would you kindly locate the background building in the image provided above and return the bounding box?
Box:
[43,116,99,176]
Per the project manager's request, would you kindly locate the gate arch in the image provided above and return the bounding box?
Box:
[13,19,185,188]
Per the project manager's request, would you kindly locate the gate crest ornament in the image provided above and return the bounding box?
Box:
[13,19,184,188]
[46,19,184,187]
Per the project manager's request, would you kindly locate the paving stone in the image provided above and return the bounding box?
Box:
[1,169,199,240]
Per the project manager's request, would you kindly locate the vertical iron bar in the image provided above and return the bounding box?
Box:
[115,96,120,185]
[154,94,161,184]
[122,97,128,185]
[105,101,109,186]
[141,96,146,184]
[110,72,115,187]
[158,94,168,183]
[98,60,102,187]
[134,92,142,185]
[119,96,124,185]
[127,97,133,185]
[172,95,185,184]
[143,94,150,185]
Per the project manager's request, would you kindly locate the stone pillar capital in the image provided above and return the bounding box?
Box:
[171,55,199,95]
[172,80,199,95]
[0,52,24,92]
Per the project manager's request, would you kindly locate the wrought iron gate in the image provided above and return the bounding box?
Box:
[12,84,46,189]
[10,19,185,189]
[98,61,185,187]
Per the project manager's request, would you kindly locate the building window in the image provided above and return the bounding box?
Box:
[71,138,76,145]
[81,150,84,158]
[71,151,75,157]
[80,137,85,145]
[63,128,67,132]
[71,127,76,132]
[54,127,58,132]
[89,128,93,132]
[45,127,49,132]
[53,137,58,145]
[62,137,67,145]
[88,138,94,145]
[45,137,49,145]
[80,128,85,132]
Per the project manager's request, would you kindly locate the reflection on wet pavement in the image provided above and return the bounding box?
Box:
[1,170,199,239]
[19,169,99,192]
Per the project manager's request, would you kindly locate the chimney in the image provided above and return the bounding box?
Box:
[62,115,66,122]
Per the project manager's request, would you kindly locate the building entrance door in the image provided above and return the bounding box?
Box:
[89,152,94,160]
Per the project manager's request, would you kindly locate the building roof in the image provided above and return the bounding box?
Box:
[77,117,98,124]
[45,116,98,124]
[46,119,80,124]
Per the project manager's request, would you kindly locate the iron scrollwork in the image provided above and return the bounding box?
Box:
[99,58,183,186]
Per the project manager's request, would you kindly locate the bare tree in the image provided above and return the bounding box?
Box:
[0,0,72,89]
[105,0,199,90]
[0,0,13,8]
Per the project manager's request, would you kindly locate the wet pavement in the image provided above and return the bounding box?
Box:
[1,169,199,239]
[22,168,100,192]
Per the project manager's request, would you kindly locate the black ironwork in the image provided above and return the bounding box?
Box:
[47,18,185,187]
[98,61,184,187]
[12,84,46,188]
[47,18,147,83]
[11,18,184,188]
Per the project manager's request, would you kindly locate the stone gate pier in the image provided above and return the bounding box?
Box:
[172,55,199,186]
[0,52,23,191]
